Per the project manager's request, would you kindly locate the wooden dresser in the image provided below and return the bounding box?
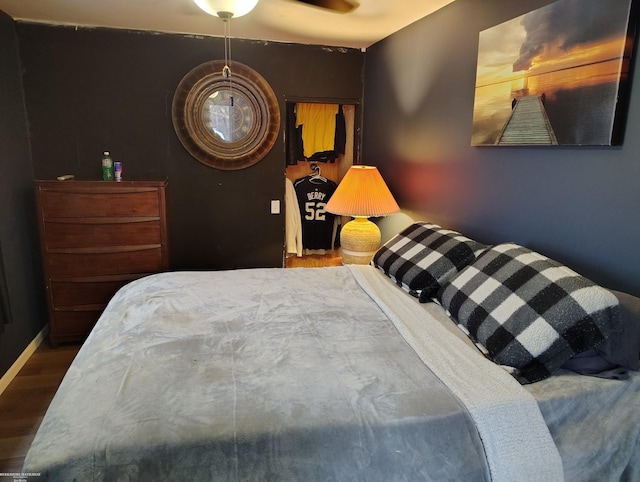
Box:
[35,180,169,346]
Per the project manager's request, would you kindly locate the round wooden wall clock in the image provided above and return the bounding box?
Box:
[172,60,280,170]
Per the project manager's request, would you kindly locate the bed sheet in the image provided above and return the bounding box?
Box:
[355,266,640,481]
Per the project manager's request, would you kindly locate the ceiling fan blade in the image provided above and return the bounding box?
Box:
[295,0,359,14]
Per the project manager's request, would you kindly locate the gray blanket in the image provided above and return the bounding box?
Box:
[23,267,640,481]
[24,268,489,481]
[526,369,640,482]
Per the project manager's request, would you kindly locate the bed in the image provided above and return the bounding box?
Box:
[23,223,640,481]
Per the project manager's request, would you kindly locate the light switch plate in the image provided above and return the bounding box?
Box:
[271,199,280,214]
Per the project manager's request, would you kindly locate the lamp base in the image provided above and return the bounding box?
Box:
[340,217,381,265]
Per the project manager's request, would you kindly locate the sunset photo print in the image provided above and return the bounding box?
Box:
[471,0,637,146]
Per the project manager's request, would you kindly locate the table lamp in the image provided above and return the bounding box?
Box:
[326,165,400,264]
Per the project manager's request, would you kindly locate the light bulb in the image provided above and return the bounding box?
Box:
[193,0,259,18]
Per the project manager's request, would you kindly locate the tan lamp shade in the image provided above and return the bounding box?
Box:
[326,166,400,217]
[326,166,400,265]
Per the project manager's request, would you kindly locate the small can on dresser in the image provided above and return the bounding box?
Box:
[114,162,122,181]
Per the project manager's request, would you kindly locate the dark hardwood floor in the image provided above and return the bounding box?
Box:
[285,249,343,268]
[0,342,80,472]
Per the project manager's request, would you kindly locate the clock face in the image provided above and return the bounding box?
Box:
[172,60,280,170]
[202,89,254,143]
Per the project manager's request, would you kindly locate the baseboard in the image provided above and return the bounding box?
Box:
[0,325,49,396]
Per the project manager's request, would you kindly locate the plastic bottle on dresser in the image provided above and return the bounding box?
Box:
[102,151,114,181]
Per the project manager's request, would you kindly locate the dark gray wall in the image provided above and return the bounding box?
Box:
[0,11,47,376]
[17,24,365,271]
[363,0,640,296]
[0,19,364,377]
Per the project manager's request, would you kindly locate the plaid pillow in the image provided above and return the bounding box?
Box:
[372,222,486,302]
[438,243,621,384]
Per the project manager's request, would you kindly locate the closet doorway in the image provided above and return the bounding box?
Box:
[284,100,360,267]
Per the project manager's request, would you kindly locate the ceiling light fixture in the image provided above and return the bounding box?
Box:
[193,0,259,18]
[193,0,259,78]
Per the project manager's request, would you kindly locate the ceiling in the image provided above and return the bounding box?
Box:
[0,0,454,49]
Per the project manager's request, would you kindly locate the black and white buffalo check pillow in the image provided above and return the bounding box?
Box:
[372,222,486,302]
[438,243,621,383]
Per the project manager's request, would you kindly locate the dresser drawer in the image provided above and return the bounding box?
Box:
[43,218,161,249]
[53,309,102,341]
[39,189,161,218]
[47,247,164,278]
[51,275,145,307]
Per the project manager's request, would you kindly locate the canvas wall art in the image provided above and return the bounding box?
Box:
[471,0,638,146]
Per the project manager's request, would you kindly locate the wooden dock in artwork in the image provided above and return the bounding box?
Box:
[495,95,558,145]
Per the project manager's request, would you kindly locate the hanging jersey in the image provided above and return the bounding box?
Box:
[294,175,338,250]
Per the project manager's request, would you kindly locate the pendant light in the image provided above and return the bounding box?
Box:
[193,0,259,18]
[193,0,259,78]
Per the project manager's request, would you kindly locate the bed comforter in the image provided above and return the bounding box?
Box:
[23,266,639,481]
